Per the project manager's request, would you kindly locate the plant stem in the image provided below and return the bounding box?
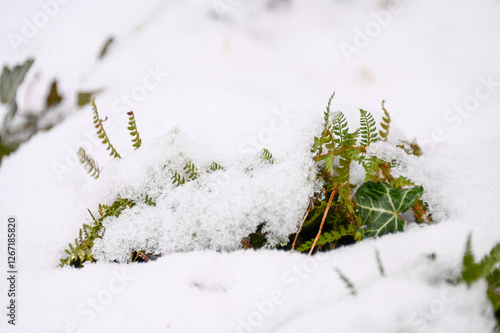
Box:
[292,203,312,251]
[309,189,336,255]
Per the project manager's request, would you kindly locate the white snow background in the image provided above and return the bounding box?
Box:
[1,0,500,332]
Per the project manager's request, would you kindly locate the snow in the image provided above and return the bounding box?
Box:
[91,126,319,262]
[1,0,500,332]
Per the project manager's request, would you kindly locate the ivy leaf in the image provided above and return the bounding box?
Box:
[355,181,423,237]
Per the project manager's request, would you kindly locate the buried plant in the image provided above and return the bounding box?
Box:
[266,95,431,254]
[61,94,433,268]
[461,234,500,326]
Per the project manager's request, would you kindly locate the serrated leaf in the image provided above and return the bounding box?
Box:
[355,181,423,237]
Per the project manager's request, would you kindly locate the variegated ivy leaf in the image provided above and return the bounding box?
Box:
[355,181,423,237]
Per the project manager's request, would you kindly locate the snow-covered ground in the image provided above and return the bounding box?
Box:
[1,0,500,332]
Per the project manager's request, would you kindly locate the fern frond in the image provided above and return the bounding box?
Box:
[391,176,416,189]
[77,147,101,179]
[183,161,198,180]
[336,152,352,184]
[145,195,156,207]
[297,224,355,252]
[324,91,335,131]
[378,100,391,142]
[359,109,378,146]
[172,170,185,186]
[210,162,224,171]
[332,112,349,147]
[126,111,142,150]
[261,148,274,164]
[92,98,121,159]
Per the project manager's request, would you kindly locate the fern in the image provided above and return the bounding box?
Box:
[92,98,121,158]
[172,170,186,186]
[127,111,142,150]
[60,197,135,268]
[291,93,430,254]
[296,224,355,252]
[183,161,198,181]
[144,195,156,207]
[359,109,378,146]
[461,234,500,326]
[77,147,101,179]
[332,111,349,147]
[324,91,335,131]
[379,100,390,141]
[261,148,274,164]
[210,162,224,171]
[391,176,416,189]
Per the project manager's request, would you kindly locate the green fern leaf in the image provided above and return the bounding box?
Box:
[126,111,142,150]
[183,161,198,180]
[172,170,186,186]
[261,148,274,164]
[77,147,101,179]
[296,225,355,252]
[378,100,391,142]
[210,162,224,172]
[332,111,349,147]
[92,98,121,158]
[359,109,378,146]
[324,91,335,131]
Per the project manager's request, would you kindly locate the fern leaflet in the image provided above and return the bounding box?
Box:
[210,162,224,172]
[183,161,198,180]
[359,109,378,146]
[332,111,349,147]
[92,98,121,158]
[77,147,101,179]
[296,224,355,252]
[261,148,274,164]
[324,91,335,131]
[127,111,142,150]
[172,170,186,186]
[379,100,391,141]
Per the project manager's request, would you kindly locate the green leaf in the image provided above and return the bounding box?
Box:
[359,109,377,146]
[0,58,34,104]
[355,181,423,237]
[260,148,274,164]
[78,90,103,107]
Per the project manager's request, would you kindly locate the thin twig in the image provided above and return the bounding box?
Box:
[308,189,336,255]
[292,189,325,251]
[292,203,312,251]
